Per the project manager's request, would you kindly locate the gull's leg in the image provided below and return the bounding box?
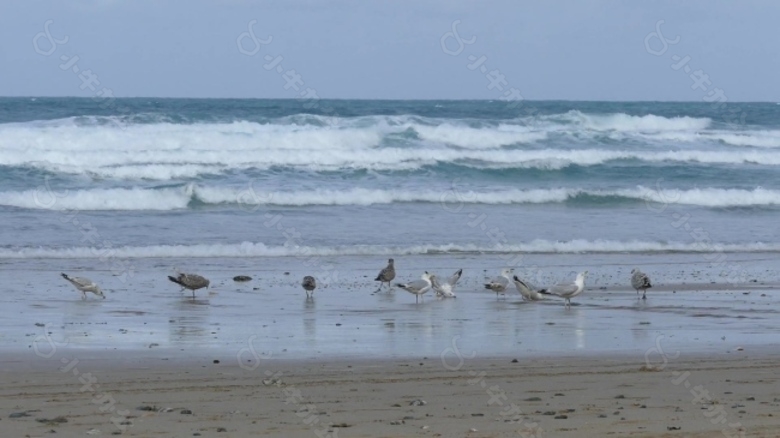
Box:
[642,290,647,300]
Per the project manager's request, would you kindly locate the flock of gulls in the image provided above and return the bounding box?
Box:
[59,259,654,309]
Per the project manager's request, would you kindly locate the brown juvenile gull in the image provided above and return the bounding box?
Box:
[484,268,513,298]
[631,268,652,300]
[428,268,462,298]
[168,273,210,298]
[61,273,105,300]
[396,272,432,303]
[374,258,396,291]
[512,275,545,301]
[302,275,317,297]
[539,271,588,308]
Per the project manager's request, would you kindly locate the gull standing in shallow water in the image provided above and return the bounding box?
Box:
[396,272,433,303]
[374,258,396,292]
[631,268,652,300]
[484,268,513,298]
[302,275,317,298]
[539,271,588,308]
[61,273,105,300]
[428,268,462,298]
[512,275,545,301]
[168,273,210,299]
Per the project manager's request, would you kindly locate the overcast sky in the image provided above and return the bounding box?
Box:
[1,1,778,101]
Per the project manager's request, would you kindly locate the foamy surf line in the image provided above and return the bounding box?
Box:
[2,240,779,259]
[4,185,780,210]
[5,148,780,180]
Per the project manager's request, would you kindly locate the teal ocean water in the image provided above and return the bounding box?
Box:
[1,98,778,263]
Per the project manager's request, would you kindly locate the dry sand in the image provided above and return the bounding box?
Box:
[1,351,778,437]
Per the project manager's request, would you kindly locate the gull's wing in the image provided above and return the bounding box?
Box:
[447,269,463,287]
[376,264,395,281]
[70,277,95,288]
[62,273,96,290]
[631,271,651,289]
[182,273,210,289]
[512,276,533,299]
[486,275,509,289]
[401,279,430,293]
[547,282,579,297]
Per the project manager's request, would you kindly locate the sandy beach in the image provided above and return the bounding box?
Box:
[1,252,779,436]
[2,351,778,437]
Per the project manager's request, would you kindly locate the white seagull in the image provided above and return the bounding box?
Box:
[61,273,105,300]
[428,268,462,298]
[512,275,545,301]
[539,271,588,308]
[631,268,652,300]
[484,268,513,298]
[396,272,433,303]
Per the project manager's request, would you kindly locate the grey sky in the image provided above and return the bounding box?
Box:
[1,0,778,101]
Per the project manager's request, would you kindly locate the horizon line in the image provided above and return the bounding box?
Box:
[1,96,778,104]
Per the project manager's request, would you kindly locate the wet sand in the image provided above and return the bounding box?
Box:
[2,252,779,436]
[2,252,780,359]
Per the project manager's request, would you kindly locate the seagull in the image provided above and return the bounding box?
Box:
[374,258,396,291]
[168,272,210,299]
[512,275,545,301]
[631,268,652,300]
[539,271,588,308]
[61,273,105,300]
[396,272,433,303]
[302,275,317,298]
[484,268,513,298]
[428,268,462,298]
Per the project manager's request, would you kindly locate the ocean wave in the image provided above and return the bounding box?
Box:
[412,124,547,148]
[6,145,780,179]
[3,185,780,210]
[1,239,778,259]
[4,111,780,180]
[552,110,711,132]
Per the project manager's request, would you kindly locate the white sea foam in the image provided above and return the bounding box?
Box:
[2,112,779,179]
[1,239,778,259]
[3,185,780,210]
[555,110,711,132]
[412,123,547,148]
[0,186,192,211]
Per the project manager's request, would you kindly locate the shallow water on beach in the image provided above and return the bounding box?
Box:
[3,252,779,363]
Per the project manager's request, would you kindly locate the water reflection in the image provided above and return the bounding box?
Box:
[168,297,210,347]
[304,296,317,340]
